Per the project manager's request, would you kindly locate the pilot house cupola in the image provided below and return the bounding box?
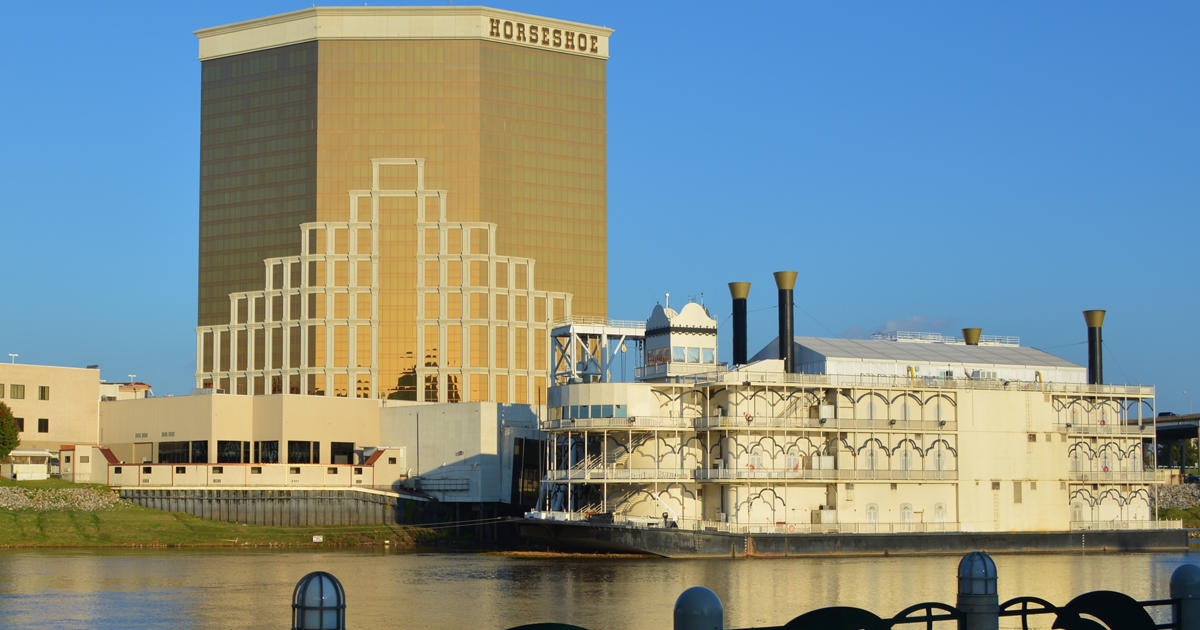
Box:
[641,301,719,380]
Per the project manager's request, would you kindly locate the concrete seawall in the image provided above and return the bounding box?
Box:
[119,488,403,526]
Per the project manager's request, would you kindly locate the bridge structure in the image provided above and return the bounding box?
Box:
[1155,412,1200,474]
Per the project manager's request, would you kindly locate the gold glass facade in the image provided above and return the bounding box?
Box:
[197,19,607,402]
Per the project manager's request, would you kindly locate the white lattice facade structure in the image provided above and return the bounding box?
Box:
[415,196,571,404]
[196,157,572,403]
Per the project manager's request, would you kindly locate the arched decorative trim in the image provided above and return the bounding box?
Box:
[857,437,892,456]
[927,438,958,457]
[892,437,925,457]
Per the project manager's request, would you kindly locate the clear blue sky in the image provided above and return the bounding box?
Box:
[1,2,1195,412]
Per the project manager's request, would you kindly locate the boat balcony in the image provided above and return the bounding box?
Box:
[693,468,957,482]
[545,467,696,483]
[694,415,957,432]
[541,416,696,431]
[1068,470,1159,483]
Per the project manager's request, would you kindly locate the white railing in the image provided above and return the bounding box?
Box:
[658,370,1154,397]
[1069,470,1160,482]
[546,468,694,482]
[543,415,958,432]
[542,416,695,431]
[694,416,956,432]
[551,317,645,330]
[1070,520,1182,531]
[1061,422,1156,435]
[694,468,957,482]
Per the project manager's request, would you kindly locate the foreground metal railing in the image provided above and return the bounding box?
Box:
[497,551,1200,630]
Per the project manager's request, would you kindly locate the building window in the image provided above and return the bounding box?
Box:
[702,348,715,364]
[10,384,24,399]
[191,441,208,464]
[1027,433,1037,443]
[1013,481,1023,504]
[38,386,49,401]
[388,457,397,465]
[159,441,190,464]
[900,503,913,523]
[866,503,879,523]
[250,466,262,474]
[289,466,300,474]
[354,467,363,474]
[288,441,313,464]
[217,440,242,463]
[64,455,71,464]
[330,442,355,465]
[175,466,186,474]
[142,466,152,474]
[37,418,48,433]
[0,383,5,397]
[257,441,279,463]
[15,418,23,432]
[327,467,338,474]
[113,466,122,474]
[212,466,223,474]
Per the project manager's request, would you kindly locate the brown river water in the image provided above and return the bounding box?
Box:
[0,549,1192,629]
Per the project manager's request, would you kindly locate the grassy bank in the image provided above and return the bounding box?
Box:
[0,479,437,549]
[1160,506,1200,529]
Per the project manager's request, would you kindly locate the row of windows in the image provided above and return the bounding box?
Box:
[10,418,49,433]
[645,347,717,367]
[550,405,629,421]
[153,440,356,465]
[0,385,49,400]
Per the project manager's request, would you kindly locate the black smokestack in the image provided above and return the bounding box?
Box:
[1084,310,1106,385]
[728,282,750,366]
[774,271,797,373]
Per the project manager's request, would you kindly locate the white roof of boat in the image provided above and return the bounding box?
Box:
[755,336,1081,368]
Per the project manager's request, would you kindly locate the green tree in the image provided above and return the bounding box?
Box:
[0,402,20,464]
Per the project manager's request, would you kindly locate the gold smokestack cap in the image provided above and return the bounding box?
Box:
[773,271,797,291]
[1083,310,1106,328]
[962,328,982,346]
[728,282,751,300]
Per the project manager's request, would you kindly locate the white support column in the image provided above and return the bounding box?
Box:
[246,295,257,394]
[228,295,239,394]
[195,328,205,388]
[324,226,336,396]
[263,261,274,392]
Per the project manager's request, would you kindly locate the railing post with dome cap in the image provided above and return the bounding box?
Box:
[956,551,998,630]
[674,586,723,630]
[292,571,346,630]
[1172,564,1200,630]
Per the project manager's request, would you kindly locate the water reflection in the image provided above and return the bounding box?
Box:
[0,550,1192,629]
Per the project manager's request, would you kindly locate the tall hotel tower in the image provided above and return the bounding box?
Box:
[194,8,610,403]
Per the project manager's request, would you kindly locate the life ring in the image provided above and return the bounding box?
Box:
[1103,465,1109,472]
[1099,419,1106,426]
[748,464,755,471]
[788,524,795,533]
[744,412,752,423]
